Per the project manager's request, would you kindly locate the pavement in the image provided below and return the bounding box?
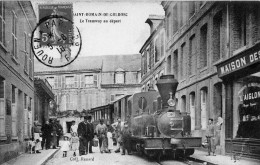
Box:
[1,148,59,165]
[2,141,260,165]
[190,150,260,165]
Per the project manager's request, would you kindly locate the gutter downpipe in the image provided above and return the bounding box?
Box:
[222,1,230,155]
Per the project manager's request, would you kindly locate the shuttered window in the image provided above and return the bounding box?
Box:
[11,11,17,59]
[200,88,207,130]
[0,77,5,136]
[0,2,5,46]
[11,85,17,137]
[24,94,28,136]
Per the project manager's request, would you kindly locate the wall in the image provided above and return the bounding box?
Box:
[0,1,36,164]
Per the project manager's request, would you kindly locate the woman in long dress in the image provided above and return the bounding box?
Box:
[106,122,114,153]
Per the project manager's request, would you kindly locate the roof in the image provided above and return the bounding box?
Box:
[146,15,165,21]
[34,54,141,73]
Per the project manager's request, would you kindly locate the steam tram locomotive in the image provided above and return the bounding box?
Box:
[89,75,202,158]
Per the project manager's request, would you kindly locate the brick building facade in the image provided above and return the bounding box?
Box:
[161,1,260,159]
[0,1,36,164]
[140,15,166,92]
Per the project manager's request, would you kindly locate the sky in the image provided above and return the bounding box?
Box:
[33,1,165,57]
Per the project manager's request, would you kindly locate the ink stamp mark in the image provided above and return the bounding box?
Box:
[32,4,81,68]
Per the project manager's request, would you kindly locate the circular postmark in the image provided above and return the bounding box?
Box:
[31,15,82,68]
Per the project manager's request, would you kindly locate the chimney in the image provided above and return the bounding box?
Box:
[145,15,164,34]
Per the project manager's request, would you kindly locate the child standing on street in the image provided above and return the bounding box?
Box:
[70,132,79,157]
[61,135,70,157]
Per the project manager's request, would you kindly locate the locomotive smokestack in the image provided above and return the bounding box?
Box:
[156,75,179,108]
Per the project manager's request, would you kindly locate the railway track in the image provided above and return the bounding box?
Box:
[155,155,218,165]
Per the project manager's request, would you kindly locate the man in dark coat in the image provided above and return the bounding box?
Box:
[41,120,52,150]
[56,120,63,147]
[77,116,88,155]
[86,115,95,153]
[50,119,58,149]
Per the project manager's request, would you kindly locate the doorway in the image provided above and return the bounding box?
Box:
[66,121,72,133]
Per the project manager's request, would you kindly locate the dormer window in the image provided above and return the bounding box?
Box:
[115,72,124,84]
[115,68,125,84]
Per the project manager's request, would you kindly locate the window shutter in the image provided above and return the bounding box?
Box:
[77,75,80,88]
[54,76,58,89]
[94,74,98,87]
[74,75,78,88]
[58,76,61,88]
[81,75,84,88]
[62,76,65,89]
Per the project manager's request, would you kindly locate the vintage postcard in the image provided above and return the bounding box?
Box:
[0,0,260,165]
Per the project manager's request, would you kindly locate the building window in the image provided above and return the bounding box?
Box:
[66,94,72,110]
[110,94,115,102]
[11,85,17,137]
[29,35,33,79]
[146,47,150,70]
[12,11,17,59]
[155,37,160,63]
[115,72,124,84]
[181,95,186,112]
[65,76,74,88]
[213,11,222,62]
[189,35,196,75]
[84,75,93,87]
[173,50,178,79]
[180,2,187,27]
[24,94,28,136]
[235,72,260,139]
[0,77,5,136]
[166,55,172,74]
[189,92,195,131]
[173,5,178,34]
[200,24,208,68]
[189,1,195,18]
[24,32,28,74]
[0,1,5,46]
[200,88,207,130]
[167,13,171,39]
[161,32,165,58]
[144,51,147,74]
[46,77,55,88]
[180,43,186,79]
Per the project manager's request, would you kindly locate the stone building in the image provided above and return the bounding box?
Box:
[140,15,166,92]
[0,1,36,163]
[161,1,260,159]
[34,54,141,134]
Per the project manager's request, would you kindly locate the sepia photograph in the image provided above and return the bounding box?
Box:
[0,0,260,165]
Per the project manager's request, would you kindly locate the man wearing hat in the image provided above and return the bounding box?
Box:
[86,115,94,153]
[95,119,108,153]
[56,119,63,147]
[77,116,88,155]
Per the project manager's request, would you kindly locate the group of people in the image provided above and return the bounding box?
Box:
[32,118,63,153]
[60,116,133,157]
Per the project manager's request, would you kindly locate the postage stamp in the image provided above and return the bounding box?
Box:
[32,4,81,68]
[38,4,73,46]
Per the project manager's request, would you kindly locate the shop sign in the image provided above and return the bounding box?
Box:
[216,43,260,78]
[238,83,260,106]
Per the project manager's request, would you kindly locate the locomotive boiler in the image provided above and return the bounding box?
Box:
[128,75,201,158]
